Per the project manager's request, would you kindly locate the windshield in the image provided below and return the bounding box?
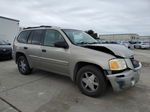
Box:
[62,29,97,45]
[0,40,8,45]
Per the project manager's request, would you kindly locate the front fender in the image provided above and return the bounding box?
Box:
[69,54,115,81]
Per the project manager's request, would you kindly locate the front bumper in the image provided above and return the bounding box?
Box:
[107,63,142,92]
[0,52,12,59]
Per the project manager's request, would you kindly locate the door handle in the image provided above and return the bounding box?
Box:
[24,47,28,49]
[42,49,46,52]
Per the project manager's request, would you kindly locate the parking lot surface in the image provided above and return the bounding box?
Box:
[0,50,150,112]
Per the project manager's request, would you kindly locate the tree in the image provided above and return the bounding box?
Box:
[85,30,99,39]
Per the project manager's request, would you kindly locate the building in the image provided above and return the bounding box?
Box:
[0,16,19,43]
[139,36,150,40]
[99,34,139,40]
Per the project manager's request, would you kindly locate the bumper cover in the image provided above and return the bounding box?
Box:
[0,53,12,59]
[107,63,142,92]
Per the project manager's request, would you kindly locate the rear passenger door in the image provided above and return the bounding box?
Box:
[26,30,45,68]
[40,29,70,75]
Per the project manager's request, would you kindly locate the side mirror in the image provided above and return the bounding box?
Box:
[54,41,69,49]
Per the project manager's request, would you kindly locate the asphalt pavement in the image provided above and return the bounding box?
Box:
[0,49,150,112]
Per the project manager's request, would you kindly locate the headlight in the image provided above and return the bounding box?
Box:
[109,59,127,70]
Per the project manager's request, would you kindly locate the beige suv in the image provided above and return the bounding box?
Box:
[13,26,142,97]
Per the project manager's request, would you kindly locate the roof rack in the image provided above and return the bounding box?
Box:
[24,25,52,29]
[40,25,52,27]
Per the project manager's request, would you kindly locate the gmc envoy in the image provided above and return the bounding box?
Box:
[13,26,142,97]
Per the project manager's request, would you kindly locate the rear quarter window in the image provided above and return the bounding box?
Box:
[17,31,31,43]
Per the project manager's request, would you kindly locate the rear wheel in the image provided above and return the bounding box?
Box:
[77,65,107,97]
[17,56,32,75]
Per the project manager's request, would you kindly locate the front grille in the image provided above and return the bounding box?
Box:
[0,49,12,54]
[130,58,140,68]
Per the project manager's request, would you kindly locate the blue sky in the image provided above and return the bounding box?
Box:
[0,0,150,35]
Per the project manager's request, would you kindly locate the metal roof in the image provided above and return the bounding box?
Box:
[0,16,19,22]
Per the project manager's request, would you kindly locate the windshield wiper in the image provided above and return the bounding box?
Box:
[76,42,89,44]
[88,42,99,44]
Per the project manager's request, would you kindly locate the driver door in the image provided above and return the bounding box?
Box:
[40,29,70,76]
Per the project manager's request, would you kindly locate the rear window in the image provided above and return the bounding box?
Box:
[17,31,31,43]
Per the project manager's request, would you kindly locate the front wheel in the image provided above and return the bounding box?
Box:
[77,65,107,97]
[17,56,32,75]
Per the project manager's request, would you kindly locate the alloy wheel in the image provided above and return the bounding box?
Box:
[81,72,99,92]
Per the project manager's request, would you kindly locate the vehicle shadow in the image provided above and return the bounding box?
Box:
[31,69,114,97]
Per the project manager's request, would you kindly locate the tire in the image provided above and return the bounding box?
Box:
[17,56,32,75]
[77,65,107,97]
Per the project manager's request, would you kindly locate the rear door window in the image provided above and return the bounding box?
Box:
[17,31,31,43]
[28,30,45,45]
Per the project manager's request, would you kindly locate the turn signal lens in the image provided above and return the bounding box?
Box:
[109,61,119,70]
[109,59,127,70]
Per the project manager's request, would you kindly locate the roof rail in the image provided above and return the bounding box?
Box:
[40,25,52,27]
[24,25,52,29]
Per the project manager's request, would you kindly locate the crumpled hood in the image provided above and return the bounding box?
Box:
[83,44,134,58]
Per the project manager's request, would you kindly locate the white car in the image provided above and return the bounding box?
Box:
[135,41,150,49]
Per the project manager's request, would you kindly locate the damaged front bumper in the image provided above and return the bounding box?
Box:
[107,62,142,92]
